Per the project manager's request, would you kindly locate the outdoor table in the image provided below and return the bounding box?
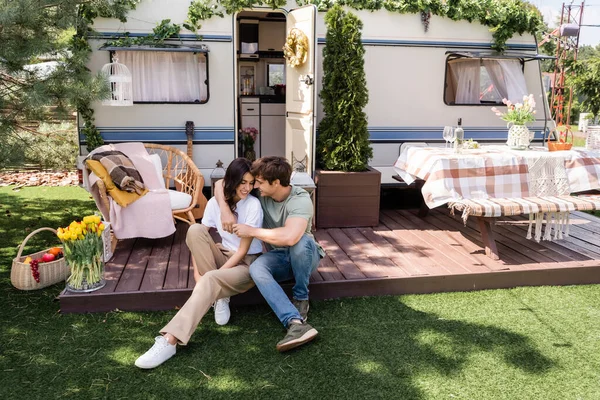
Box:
[393,145,600,257]
[393,145,600,209]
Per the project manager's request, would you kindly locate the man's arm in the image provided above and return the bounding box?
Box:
[214,179,236,233]
[233,217,307,247]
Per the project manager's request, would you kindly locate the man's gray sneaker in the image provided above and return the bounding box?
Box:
[292,299,309,321]
[276,322,318,352]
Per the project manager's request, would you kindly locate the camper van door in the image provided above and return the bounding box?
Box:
[285,5,317,175]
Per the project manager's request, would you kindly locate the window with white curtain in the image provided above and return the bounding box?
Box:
[444,57,527,106]
[114,50,209,103]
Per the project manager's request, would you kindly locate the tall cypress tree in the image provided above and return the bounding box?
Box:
[316,5,372,172]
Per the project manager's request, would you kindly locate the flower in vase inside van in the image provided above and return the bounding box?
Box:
[240,127,259,150]
[491,94,537,126]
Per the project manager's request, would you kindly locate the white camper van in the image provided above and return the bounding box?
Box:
[85,1,552,185]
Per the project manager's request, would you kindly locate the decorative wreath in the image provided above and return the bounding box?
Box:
[283,28,309,68]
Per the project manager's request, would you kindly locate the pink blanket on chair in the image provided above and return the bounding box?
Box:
[87,142,176,239]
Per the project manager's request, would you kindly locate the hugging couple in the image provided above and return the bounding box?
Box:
[135,156,324,369]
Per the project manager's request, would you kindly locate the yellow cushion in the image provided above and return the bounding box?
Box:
[86,159,148,207]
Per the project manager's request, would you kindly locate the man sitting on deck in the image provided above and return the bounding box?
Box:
[217,156,324,352]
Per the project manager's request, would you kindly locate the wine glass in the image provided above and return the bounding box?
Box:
[443,126,455,148]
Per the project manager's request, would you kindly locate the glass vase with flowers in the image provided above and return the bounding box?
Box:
[57,215,106,292]
[240,127,259,161]
[491,94,537,150]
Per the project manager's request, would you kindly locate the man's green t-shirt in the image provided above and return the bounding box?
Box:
[259,185,325,256]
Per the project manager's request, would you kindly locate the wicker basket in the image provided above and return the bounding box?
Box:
[545,126,573,152]
[585,125,600,150]
[11,227,69,291]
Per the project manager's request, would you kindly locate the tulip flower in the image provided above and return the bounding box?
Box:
[56,214,106,291]
[490,94,536,126]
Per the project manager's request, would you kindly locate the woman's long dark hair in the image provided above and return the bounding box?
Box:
[223,157,253,215]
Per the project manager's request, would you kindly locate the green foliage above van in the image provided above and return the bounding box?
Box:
[305,0,544,51]
[186,0,544,51]
[105,19,185,47]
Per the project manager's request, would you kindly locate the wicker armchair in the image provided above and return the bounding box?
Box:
[93,143,207,225]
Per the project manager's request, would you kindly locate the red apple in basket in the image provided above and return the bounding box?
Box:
[42,253,56,262]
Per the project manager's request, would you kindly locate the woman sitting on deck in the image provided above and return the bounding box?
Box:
[135,157,263,369]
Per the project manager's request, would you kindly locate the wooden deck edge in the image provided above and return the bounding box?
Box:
[58,285,288,313]
[308,263,600,300]
[59,288,193,314]
[59,263,600,314]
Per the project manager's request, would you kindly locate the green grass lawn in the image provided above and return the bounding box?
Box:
[573,136,586,147]
[1,186,600,399]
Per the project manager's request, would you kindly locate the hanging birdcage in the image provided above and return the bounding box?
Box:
[100,56,133,106]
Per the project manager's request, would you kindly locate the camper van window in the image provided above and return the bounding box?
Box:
[444,58,527,106]
[267,63,285,87]
[114,51,209,104]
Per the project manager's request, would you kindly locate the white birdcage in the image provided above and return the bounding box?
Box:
[100,56,133,106]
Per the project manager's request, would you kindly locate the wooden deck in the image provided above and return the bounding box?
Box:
[59,208,600,313]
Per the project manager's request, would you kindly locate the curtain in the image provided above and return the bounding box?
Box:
[497,59,528,103]
[482,60,508,100]
[449,59,480,104]
[116,51,208,102]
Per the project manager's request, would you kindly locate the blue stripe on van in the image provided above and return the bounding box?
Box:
[80,127,235,142]
[85,127,546,143]
[92,32,232,42]
[96,126,233,131]
[367,127,546,141]
[317,38,536,50]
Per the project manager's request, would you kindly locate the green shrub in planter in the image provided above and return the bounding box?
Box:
[316,5,372,172]
[315,6,380,229]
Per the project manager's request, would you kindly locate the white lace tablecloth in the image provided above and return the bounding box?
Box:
[394,146,600,209]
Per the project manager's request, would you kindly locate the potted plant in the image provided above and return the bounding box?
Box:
[240,127,258,161]
[491,94,536,150]
[57,215,107,293]
[315,5,381,229]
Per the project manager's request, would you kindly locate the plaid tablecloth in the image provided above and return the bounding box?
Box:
[393,146,600,209]
[566,149,600,192]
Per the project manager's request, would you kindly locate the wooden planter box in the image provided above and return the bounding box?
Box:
[315,167,381,229]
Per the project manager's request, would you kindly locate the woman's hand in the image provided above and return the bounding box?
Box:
[220,237,252,269]
[221,212,236,234]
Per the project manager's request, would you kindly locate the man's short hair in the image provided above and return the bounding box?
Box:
[251,156,292,186]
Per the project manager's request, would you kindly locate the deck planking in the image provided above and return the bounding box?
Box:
[392,209,497,273]
[341,227,408,278]
[384,210,489,274]
[59,209,600,313]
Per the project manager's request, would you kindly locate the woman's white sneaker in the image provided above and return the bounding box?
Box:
[214,297,231,325]
[135,336,176,369]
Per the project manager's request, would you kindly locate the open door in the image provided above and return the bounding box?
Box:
[285,5,317,176]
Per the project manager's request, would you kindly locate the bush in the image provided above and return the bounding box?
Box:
[316,5,372,172]
[0,122,79,170]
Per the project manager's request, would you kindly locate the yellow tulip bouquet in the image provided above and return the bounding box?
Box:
[57,215,106,292]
